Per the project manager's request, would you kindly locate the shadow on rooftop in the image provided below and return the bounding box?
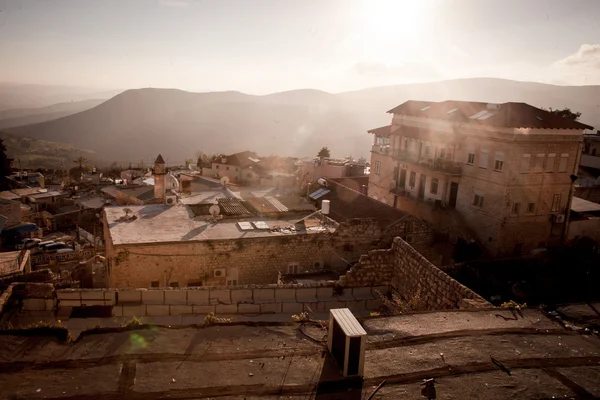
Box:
[138,205,171,219]
[181,225,208,241]
[315,353,363,400]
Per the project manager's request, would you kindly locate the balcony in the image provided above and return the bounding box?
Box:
[371,144,392,155]
[393,149,462,176]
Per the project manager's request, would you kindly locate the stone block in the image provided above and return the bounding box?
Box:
[45,299,56,310]
[282,302,303,314]
[275,288,296,303]
[104,290,117,304]
[141,290,165,305]
[295,288,317,302]
[22,298,47,311]
[231,289,253,303]
[59,299,82,307]
[192,305,215,314]
[112,305,123,317]
[117,290,142,304]
[78,290,105,300]
[238,303,260,314]
[146,305,170,316]
[371,286,389,297]
[187,290,210,305]
[122,305,146,317]
[253,288,275,303]
[210,289,231,305]
[345,300,366,311]
[170,305,194,315]
[81,300,111,307]
[352,287,374,300]
[56,291,80,300]
[366,298,383,310]
[260,303,282,314]
[302,303,319,313]
[164,290,187,305]
[323,301,345,311]
[316,287,335,301]
[215,304,238,314]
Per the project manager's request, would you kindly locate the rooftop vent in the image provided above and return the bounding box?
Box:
[327,308,367,377]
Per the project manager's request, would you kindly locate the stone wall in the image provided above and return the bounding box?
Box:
[339,237,490,310]
[55,283,387,317]
[0,282,56,326]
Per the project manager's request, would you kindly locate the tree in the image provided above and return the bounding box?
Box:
[0,138,10,190]
[317,146,330,158]
[547,107,581,121]
[72,156,89,181]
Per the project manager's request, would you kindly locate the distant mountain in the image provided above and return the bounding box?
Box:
[0,83,120,111]
[0,99,106,129]
[5,78,599,163]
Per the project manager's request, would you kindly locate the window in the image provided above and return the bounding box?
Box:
[472,194,484,208]
[551,194,562,212]
[424,145,431,156]
[151,281,159,288]
[430,178,439,195]
[169,282,179,288]
[403,137,408,149]
[287,263,299,274]
[512,202,521,215]
[494,160,504,171]
[439,148,446,159]
[479,149,489,168]
[467,153,475,165]
[558,153,569,173]
[520,154,531,173]
[226,279,238,286]
[527,203,535,213]
[534,153,544,172]
[375,135,390,145]
[546,153,556,172]
[409,171,416,187]
[374,160,381,175]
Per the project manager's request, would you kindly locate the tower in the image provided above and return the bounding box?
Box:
[154,154,166,202]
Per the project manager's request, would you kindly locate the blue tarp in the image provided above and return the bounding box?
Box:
[1,223,39,237]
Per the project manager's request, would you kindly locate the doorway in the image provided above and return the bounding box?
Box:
[399,168,407,188]
[418,174,426,200]
[449,182,459,208]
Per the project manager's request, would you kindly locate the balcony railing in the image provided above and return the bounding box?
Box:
[371,144,391,155]
[393,149,462,175]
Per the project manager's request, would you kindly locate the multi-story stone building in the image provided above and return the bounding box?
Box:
[368,100,593,256]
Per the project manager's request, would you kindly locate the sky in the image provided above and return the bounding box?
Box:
[0,0,599,93]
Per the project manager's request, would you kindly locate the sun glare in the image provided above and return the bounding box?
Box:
[359,0,433,64]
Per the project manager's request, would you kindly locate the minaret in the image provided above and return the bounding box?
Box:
[154,154,166,202]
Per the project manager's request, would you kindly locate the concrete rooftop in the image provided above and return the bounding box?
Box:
[1,308,599,399]
[104,204,333,245]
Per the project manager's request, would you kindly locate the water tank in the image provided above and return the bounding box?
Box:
[321,200,330,215]
[317,178,328,187]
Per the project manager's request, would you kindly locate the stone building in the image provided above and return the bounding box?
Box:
[201,151,263,185]
[368,100,593,256]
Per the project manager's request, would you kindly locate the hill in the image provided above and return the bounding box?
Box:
[0,99,106,129]
[5,78,599,163]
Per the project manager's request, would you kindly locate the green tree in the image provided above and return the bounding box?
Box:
[317,146,331,158]
[547,107,581,121]
[72,156,89,181]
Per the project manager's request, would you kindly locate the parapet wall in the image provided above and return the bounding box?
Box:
[55,283,388,317]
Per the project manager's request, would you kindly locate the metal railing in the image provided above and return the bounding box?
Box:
[393,150,462,175]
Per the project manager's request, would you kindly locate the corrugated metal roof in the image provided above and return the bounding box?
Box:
[266,196,289,213]
[217,198,251,215]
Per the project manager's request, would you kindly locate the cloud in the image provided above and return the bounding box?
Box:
[556,44,600,69]
[159,0,190,8]
[354,62,441,80]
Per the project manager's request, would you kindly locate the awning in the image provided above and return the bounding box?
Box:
[571,197,600,213]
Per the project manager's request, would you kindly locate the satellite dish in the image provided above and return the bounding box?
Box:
[123,208,133,217]
[209,204,221,217]
[220,176,230,186]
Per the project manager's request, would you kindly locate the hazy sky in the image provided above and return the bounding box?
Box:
[1,0,599,93]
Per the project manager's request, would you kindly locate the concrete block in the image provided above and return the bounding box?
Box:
[104,290,117,304]
[112,305,123,317]
[333,288,354,302]
[59,299,82,307]
[275,288,296,303]
[56,291,80,300]
[231,289,253,303]
[215,304,238,314]
[345,300,366,311]
[238,303,261,314]
[170,305,194,315]
[146,305,170,316]
[22,298,47,311]
[371,286,389,297]
[296,288,317,302]
[45,299,56,310]
[57,306,72,320]
[117,290,142,304]
[352,287,374,300]
[192,305,215,314]
[366,298,383,310]
[187,290,210,305]
[316,287,335,301]
[260,303,282,314]
[80,300,111,307]
[282,302,303,314]
[122,305,146,317]
[323,301,345,311]
[141,290,165,305]
[253,288,275,303]
[164,290,187,305]
[302,303,319,313]
[210,289,231,305]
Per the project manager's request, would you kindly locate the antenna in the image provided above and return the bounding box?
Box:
[220,176,230,186]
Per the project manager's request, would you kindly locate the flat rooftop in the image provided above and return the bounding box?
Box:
[1,308,599,399]
[104,204,334,245]
[0,250,24,277]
